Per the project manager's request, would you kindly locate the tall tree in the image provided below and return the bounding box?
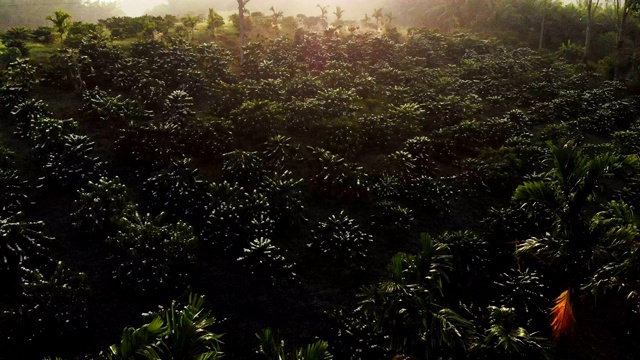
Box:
[582,0,601,62]
[372,8,384,29]
[45,10,71,42]
[269,6,283,29]
[513,141,639,339]
[181,14,202,41]
[539,0,549,50]
[613,0,640,77]
[317,4,329,29]
[237,0,250,64]
[207,8,225,37]
[333,6,344,24]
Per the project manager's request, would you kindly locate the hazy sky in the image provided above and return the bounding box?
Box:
[104,0,578,17]
[105,0,165,16]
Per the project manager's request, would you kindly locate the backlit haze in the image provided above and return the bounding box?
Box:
[104,0,386,18]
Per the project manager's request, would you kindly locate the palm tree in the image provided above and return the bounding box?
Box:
[585,200,640,311]
[256,328,333,360]
[361,14,372,29]
[269,6,283,29]
[181,14,203,41]
[513,141,640,339]
[372,8,384,29]
[207,9,225,37]
[384,12,395,28]
[317,4,329,29]
[105,293,223,360]
[478,306,551,359]
[333,6,344,25]
[357,233,475,358]
[45,10,71,43]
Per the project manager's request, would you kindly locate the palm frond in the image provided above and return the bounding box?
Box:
[550,289,575,340]
[109,316,165,360]
[512,180,557,210]
[515,237,562,264]
[296,340,333,360]
[428,308,475,349]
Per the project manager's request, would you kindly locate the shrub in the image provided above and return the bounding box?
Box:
[10,99,51,136]
[308,211,373,268]
[142,159,212,224]
[0,169,28,217]
[27,117,79,159]
[369,200,415,234]
[107,212,197,292]
[72,177,134,235]
[0,215,50,296]
[1,262,89,359]
[162,90,195,127]
[39,134,105,190]
[237,237,296,285]
[221,150,265,188]
[32,27,53,44]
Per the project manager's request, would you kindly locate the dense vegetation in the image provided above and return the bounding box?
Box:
[4,1,640,359]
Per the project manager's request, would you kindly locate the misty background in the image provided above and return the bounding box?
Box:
[118,0,577,17]
[0,0,580,30]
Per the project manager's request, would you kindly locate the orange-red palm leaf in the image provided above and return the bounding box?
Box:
[551,289,575,339]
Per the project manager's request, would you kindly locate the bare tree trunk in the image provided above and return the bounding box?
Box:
[538,10,546,50]
[584,0,600,63]
[237,0,245,64]
[584,19,591,62]
[616,4,629,79]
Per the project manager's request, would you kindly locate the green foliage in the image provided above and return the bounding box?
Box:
[474,306,551,359]
[207,9,225,35]
[36,133,104,190]
[106,293,223,360]
[222,150,265,188]
[27,117,79,158]
[99,15,174,39]
[46,10,72,41]
[262,135,300,170]
[496,269,549,327]
[10,98,50,136]
[81,88,151,125]
[107,212,197,292]
[0,168,28,217]
[63,21,104,48]
[163,90,196,126]
[45,48,91,91]
[0,27,31,56]
[0,214,49,288]
[4,58,38,91]
[309,211,373,268]
[23,115,104,194]
[2,262,89,359]
[356,233,475,358]
[369,200,415,234]
[584,201,640,312]
[72,177,134,235]
[256,328,333,360]
[0,27,32,44]
[230,99,286,142]
[261,171,305,229]
[32,26,53,44]
[308,147,370,200]
[142,159,211,224]
[237,237,296,285]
